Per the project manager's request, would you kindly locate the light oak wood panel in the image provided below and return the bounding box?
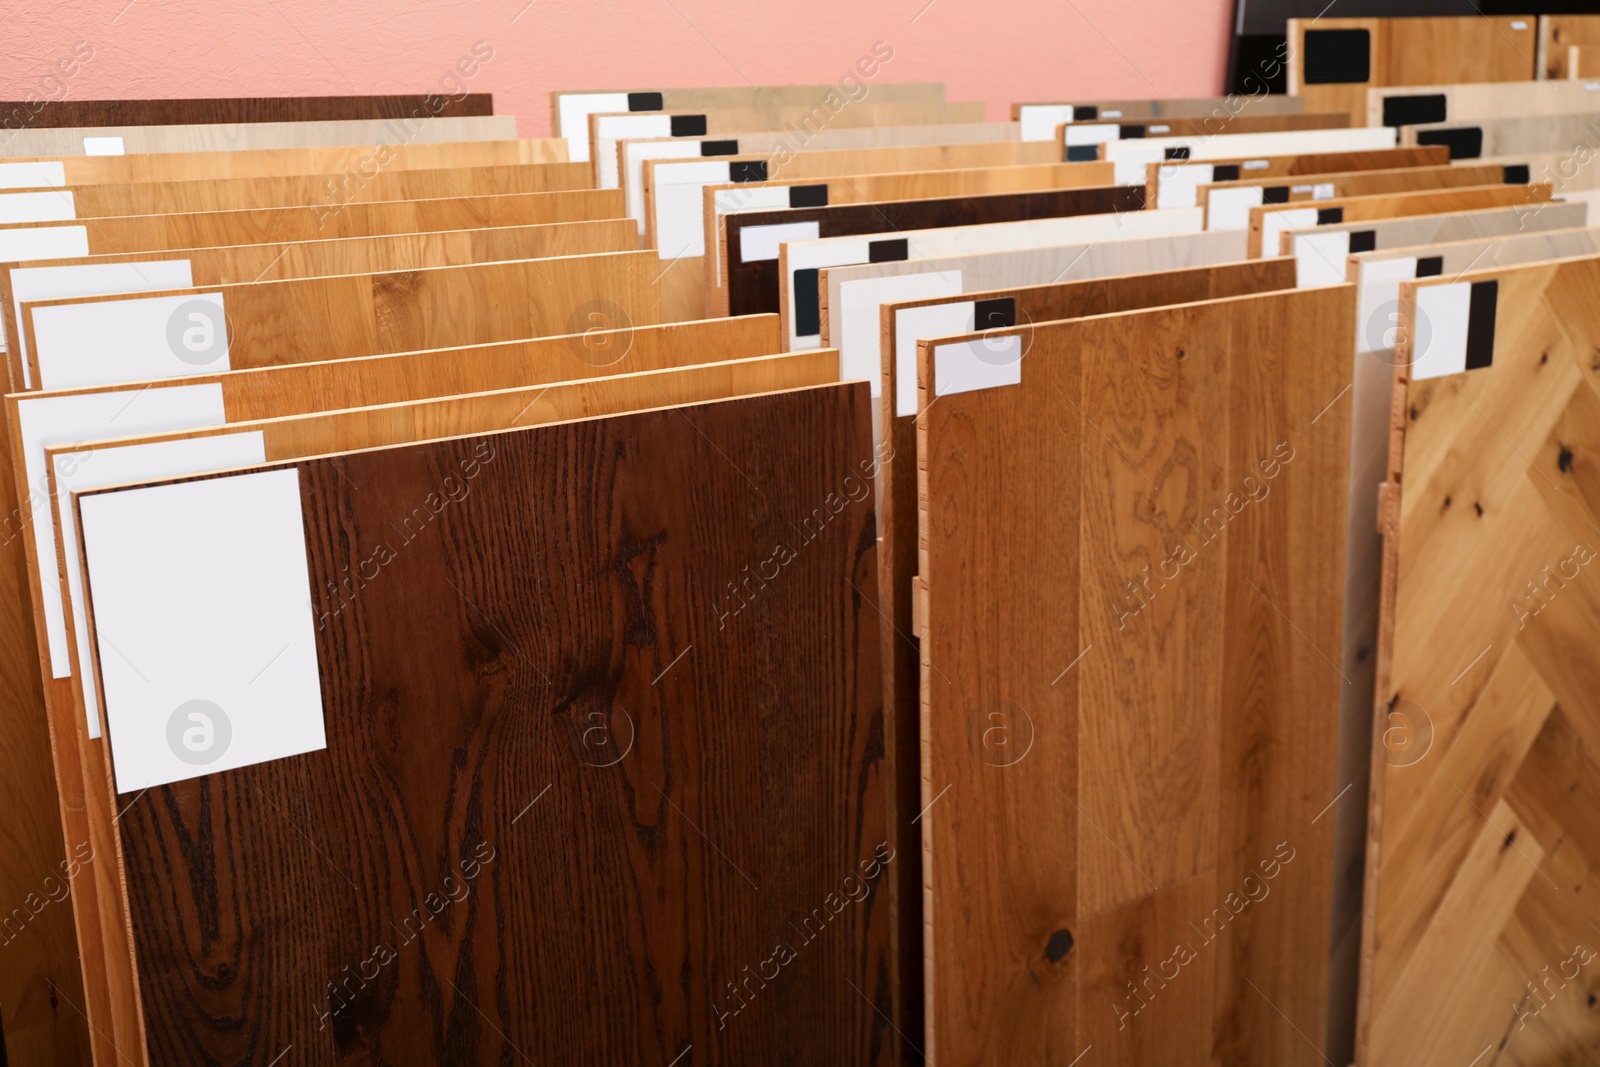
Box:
[1057,111,1352,159]
[1539,15,1600,79]
[12,139,571,185]
[917,285,1353,1064]
[0,115,520,157]
[1399,113,1600,160]
[71,380,888,1064]
[1197,163,1518,228]
[1357,254,1600,1065]
[19,251,663,391]
[0,217,639,386]
[1287,17,1538,123]
[1146,145,1449,208]
[5,313,781,1065]
[1012,95,1307,139]
[1248,183,1554,258]
[1366,78,1600,126]
[1276,201,1591,265]
[866,257,1294,1057]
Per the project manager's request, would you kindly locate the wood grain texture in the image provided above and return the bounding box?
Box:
[16,162,593,219]
[0,94,494,128]
[1538,15,1600,79]
[0,116,520,157]
[1197,163,1515,223]
[29,139,571,185]
[20,251,662,389]
[1357,253,1600,1066]
[917,285,1353,1065]
[0,217,639,386]
[551,81,946,137]
[1057,111,1352,151]
[7,313,782,1067]
[84,384,890,1065]
[1400,113,1600,160]
[1276,201,1591,258]
[1365,78,1600,125]
[870,258,1294,1062]
[0,186,625,269]
[1011,96,1309,121]
[1248,183,1554,257]
[1146,146,1449,208]
[1286,17,1538,123]
[724,186,1144,318]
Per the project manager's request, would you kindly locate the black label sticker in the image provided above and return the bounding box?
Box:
[1118,124,1146,139]
[1349,229,1377,253]
[1317,207,1344,225]
[788,184,828,208]
[730,160,768,183]
[1212,164,1240,182]
[627,92,663,111]
[868,238,909,263]
[1417,127,1483,160]
[1165,147,1191,160]
[793,268,821,338]
[1381,93,1447,127]
[1466,280,1497,370]
[1075,105,1098,120]
[700,139,739,156]
[1303,28,1371,84]
[670,114,708,137]
[1503,163,1530,184]
[1416,256,1443,277]
[1263,186,1290,204]
[1067,144,1100,162]
[973,297,1016,330]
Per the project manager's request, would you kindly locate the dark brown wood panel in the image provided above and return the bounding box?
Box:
[96,385,893,1065]
[723,186,1146,317]
[0,94,494,129]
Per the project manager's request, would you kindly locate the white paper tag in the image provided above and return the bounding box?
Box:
[897,300,976,416]
[83,136,124,156]
[1510,19,1528,30]
[1294,231,1353,288]
[556,92,630,162]
[837,270,962,398]
[1411,282,1471,380]
[0,161,66,189]
[1313,183,1336,200]
[0,190,76,224]
[1102,109,1123,118]
[933,335,1023,397]
[80,468,327,792]
[739,221,821,263]
[32,291,230,390]
[1355,256,1419,355]
[1243,159,1269,170]
[1207,186,1265,231]
[1019,105,1076,141]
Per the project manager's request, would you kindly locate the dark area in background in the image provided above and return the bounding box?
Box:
[1226,0,1600,93]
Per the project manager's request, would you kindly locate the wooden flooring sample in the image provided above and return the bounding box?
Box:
[1357,254,1600,1065]
[917,285,1353,1065]
[78,384,890,1065]
[724,186,1144,318]
[1364,77,1600,126]
[0,94,495,127]
[0,116,519,157]
[1198,163,1521,230]
[1539,15,1600,78]
[1401,113,1600,160]
[1247,183,1553,258]
[1148,146,1450,209]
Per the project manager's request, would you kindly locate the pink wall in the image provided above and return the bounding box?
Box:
[0,0,1234,139]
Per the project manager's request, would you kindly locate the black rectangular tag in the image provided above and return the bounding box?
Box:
[1317,207,1344,225]
[1416,256,1443,277]
[1165,147,1191,160]
[793,268,821,338]
[788,184,828,208]
[1118,124,1146,139]
[1349,230,1377,253]
[1212,164,1240,182]
[1263,186,1290,204]
[729,160,768,183]
[1465,280,1498,370]
[700,139,738,156]
[670,114,708,137]
[1417,127,1483,160]
[868,238,909,263]
[627,92,663,111]
[1381,93,1447,127]
[1067,144,1100,162]
[1303,28,1371,84]
[973,297,1016,330]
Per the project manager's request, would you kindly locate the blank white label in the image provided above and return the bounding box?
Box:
[556,92,630,162]
[625,138,702,232]
[1207,186,1265,231]
[1294,231,1352,288]
[81,469,326,791]
[1411,282,1471,380]
[1244,159,1269,170]
[82,136,124,155]
[1019,105,1076,141]
[740,221,821,263]
[1065,123,1120,147]
[0,190,75,224]
[1312,183,1335,199]
[32,291,230,390]
[15,383,228,683]
[837,270,962,398]
[897,300,977,416]
[933,335,1023,397]
[651,160,733,261]
[1510,19,1528,29]
[0,161,65,188]
[54,431,267,738]
[0,226,90,274]
[594,113,673,189]
[1355,256,1418,355]
[1262,206,1321,258]
[9,259,194,387]
[1157,164,1216,210]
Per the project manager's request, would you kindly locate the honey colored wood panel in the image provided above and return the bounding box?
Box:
[918,285,1352,1065]
[1365,78,1600,125]
[1012,95,1308,121]
[1566,45,1600,79]
[1146,146,1449,208]
[1401,113,1600,159]
[27,139,571,184]
[1358,254,1600,1065]
[1287,17,1538,123]
[551,81,946,138]
[1539,15,1600,79]
[0,188,626,261]
[0,217,639,387]
[1057,110,1351,151]
[20,251,662,389]
[4,313,781,1065]
[0,95,496,127]
[0,116,520,157]
[17,162,593,220]
[1197,163,1514,224]
[75,382,888,1064]
[1248,183,1554,257]
[871,257,1293,1058]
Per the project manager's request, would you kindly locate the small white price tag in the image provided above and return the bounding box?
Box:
[83,136,125,155]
